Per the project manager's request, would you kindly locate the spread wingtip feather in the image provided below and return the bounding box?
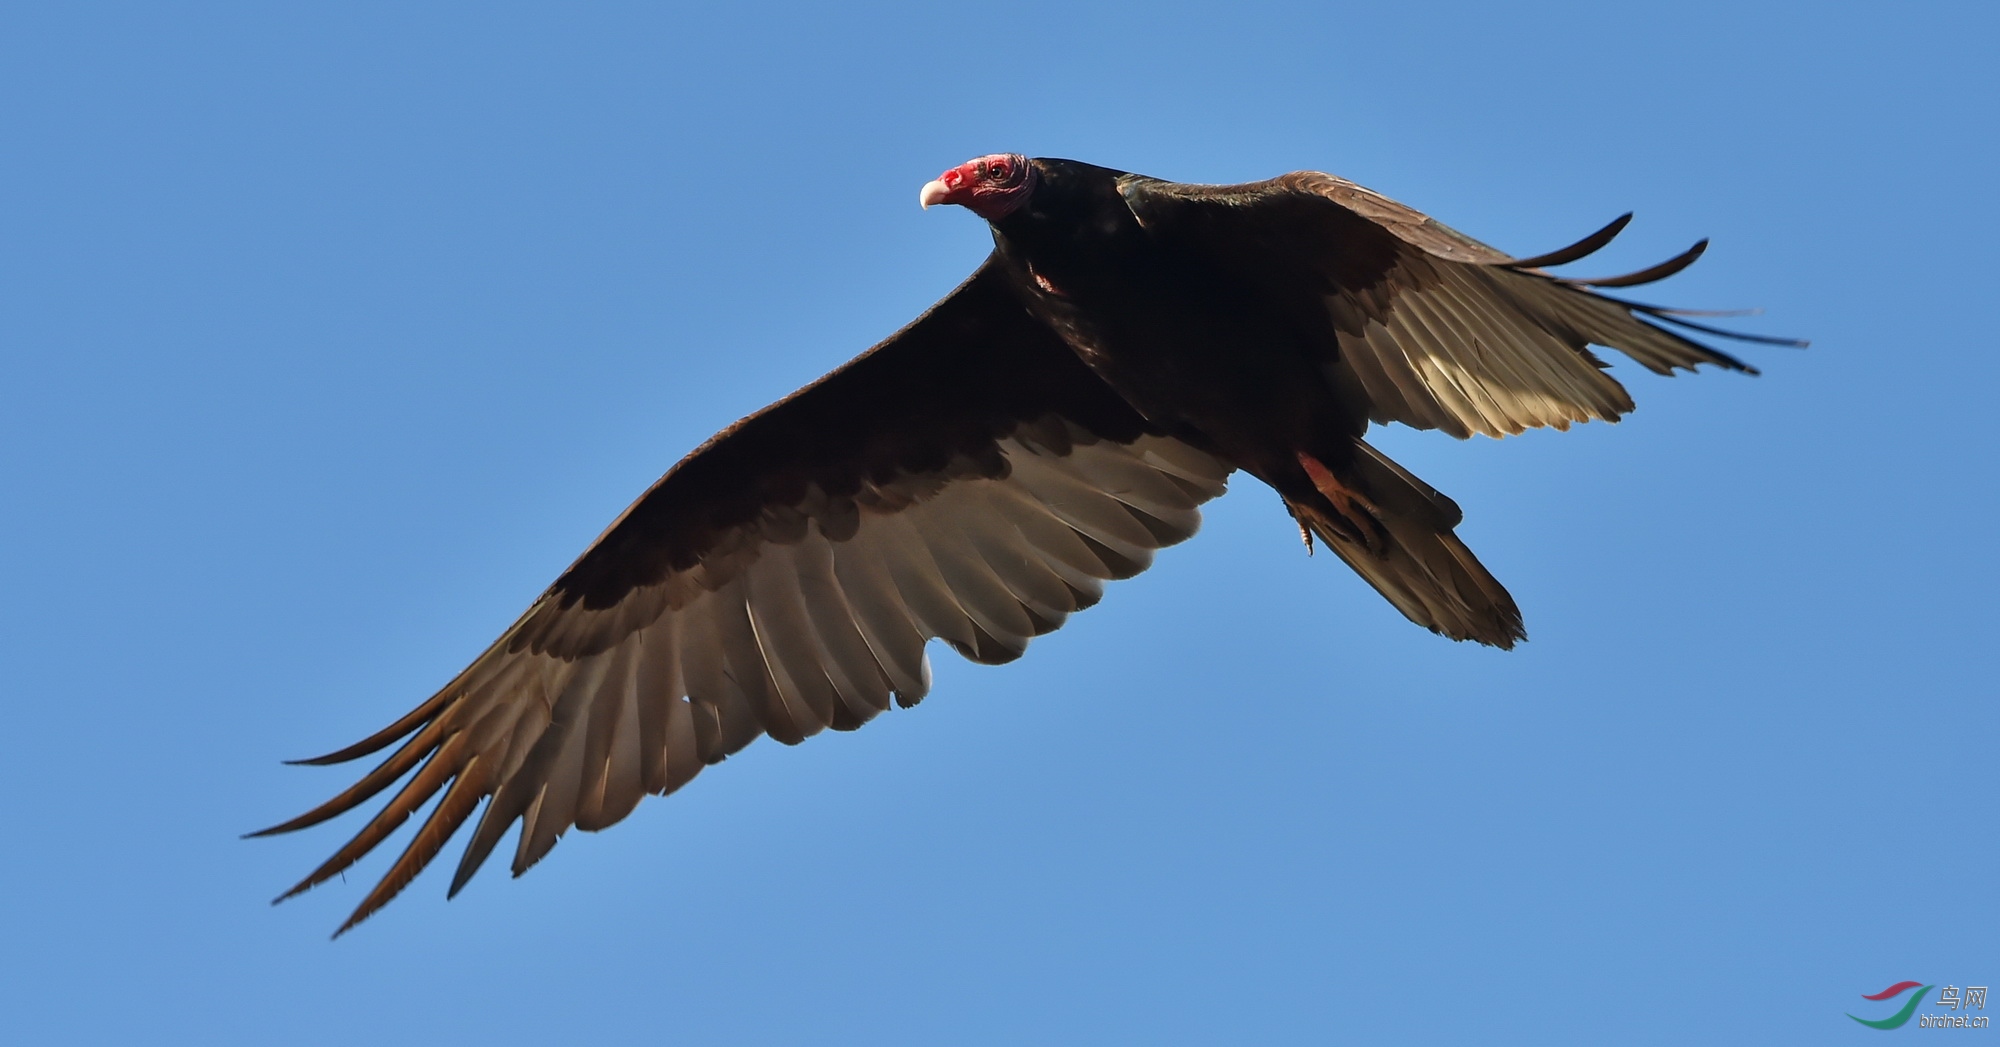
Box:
[1505,212,1634,269]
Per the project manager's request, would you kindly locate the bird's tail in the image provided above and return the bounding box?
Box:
[1285,440,1524,648]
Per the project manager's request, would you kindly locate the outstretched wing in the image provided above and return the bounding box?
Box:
[255,260,1232,935]
[1118,172,1800,440]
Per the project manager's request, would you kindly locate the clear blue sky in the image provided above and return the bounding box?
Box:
[2,3,1994,1044]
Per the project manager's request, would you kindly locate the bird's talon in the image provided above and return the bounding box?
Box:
[1296,451,1389,552]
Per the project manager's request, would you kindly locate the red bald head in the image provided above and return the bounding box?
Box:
[919,154,1035,221]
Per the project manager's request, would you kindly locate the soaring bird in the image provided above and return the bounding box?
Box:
[256,154,1797,935]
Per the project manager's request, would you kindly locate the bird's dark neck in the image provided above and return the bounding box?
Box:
[988,159,1156,302]
[992,160,1141,257]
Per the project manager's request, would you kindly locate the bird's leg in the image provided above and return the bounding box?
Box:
[1282,497,1315,556]
[1296,450,1388,553]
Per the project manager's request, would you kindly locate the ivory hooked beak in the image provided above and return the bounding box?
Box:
[918,179,952,210]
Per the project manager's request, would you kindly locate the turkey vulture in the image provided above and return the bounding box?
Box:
[256,155,1798,935]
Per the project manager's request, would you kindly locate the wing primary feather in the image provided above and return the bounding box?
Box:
[271,730,470,903]
[1503,213,1633,269]
[1567,239,1708,288]
[1487,269,1752,376]
[1567,293,1767,370]
[679,596,765,764]
[512,656,616,875]
[247,718,451,838]
[447,662,593,893]
[581,671,646,829]
[514,733,586,875]
[1601,301,1809,347]
[446,790,523,898]
[284,687,453,766]
[573,641,643,831]
[332,753,492,938]
[1612,303,1767,318]
[656,696,704,795]
[632,621,681,794]
[444,699,554,898]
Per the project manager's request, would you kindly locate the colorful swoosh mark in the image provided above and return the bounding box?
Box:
[1848,982,1933,1030]
[1862,982,1926,1001]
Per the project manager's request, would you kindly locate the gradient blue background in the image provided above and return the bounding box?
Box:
[2,3,1994,1043]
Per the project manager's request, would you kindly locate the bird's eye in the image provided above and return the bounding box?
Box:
[990,162,1010,180]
